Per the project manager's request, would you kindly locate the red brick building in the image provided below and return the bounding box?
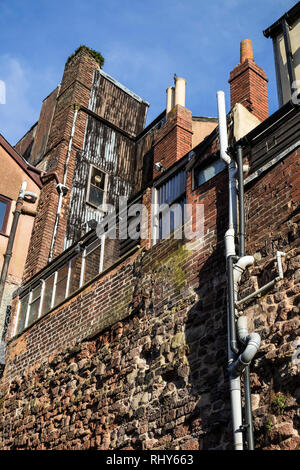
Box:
[0,4,299,451]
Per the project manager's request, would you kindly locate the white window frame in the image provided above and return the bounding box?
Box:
[80,235,106,286]
[14,234,106,336]
[152,170,186,246]
[13,300,21,337]
[26,281,45,329]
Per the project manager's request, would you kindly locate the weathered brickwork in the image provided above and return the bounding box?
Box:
[0,233,231,450]
[0,142,299,450]
[153,105,193,178]
[229,59,269,123]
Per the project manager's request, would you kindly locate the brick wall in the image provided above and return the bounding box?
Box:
[0,146,299,450]
[153,105,193,178]
[229,58,268,122]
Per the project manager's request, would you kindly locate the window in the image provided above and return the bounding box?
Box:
[54,264,69,306]
[68,255,83,296]
[16,293,30,335]
[16,282,45,334]
[81,238,105,285]
[87,165,107,209]
[194,158,226,189]
[15,236,106,336]
[153,169,186,243]
[27,283,43,327]
[41,274,55,315]
[0,195,11,234]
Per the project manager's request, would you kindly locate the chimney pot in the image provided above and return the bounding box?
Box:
[240,39,254,63]
[229,39,268,122]
[166,86,175,115]
[174,77,186,107]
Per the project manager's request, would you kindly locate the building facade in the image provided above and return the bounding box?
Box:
[0,135,42,368]
[0,5,299,451]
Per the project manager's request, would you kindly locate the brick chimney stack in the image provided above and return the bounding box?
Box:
[229,39,269,122]
[153,77,192,178]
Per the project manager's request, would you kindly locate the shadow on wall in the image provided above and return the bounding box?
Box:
[182,175,232,450]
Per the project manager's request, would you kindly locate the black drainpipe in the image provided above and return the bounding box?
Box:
[227,254,239,356]
[236,144,255,450]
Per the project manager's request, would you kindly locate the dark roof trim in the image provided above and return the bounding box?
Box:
[0,134,43,188]
[14,121,38,147]
[42,84,60,103]
[263,1,300,38]
[136,110,166,141]
[79,105,137,140]
[192,116,218,122]
[238,100,298,147]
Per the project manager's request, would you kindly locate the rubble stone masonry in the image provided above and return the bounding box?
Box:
[0,146,299,450]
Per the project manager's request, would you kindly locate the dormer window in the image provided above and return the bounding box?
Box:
[87,165,107,209]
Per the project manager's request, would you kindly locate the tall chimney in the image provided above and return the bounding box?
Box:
[174,77,186,107]
[166,86,175,115]
[229,39,269,122]
[154,77,192,177]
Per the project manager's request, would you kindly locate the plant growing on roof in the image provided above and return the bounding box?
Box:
[66,45,104,68]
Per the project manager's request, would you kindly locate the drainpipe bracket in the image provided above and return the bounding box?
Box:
[239,424,250,433]
[56,183,68,196]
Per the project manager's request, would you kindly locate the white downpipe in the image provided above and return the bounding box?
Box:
[217,90,243,450]
[217,91,231,165]
[48,107,78,262]
[63,106,79,186]
[231,256,260,378]
[227,316,243,450]
[217,91,237,231]
[48,188,64,262]
[233,256,255,289]
[236,251,286,308]
[231,316,261,378]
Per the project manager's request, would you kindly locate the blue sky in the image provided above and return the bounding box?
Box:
[0,0,296,145]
